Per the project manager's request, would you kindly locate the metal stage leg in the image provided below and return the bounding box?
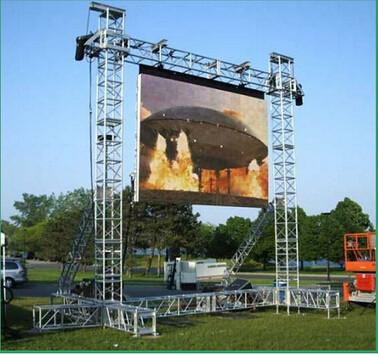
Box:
[269,53,300,314]
[94,6,125,302]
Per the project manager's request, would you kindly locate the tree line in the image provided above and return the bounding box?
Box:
[1,187,374,274]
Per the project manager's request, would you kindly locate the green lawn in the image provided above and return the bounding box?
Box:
[2,296,375,351]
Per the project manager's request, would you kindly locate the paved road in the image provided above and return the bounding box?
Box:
[13,282,195,299]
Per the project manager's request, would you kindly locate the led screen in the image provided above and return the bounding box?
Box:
[136,65,268,207]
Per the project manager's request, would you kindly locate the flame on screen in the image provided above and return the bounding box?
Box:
[142,131,199,191]
[141,130,268,199]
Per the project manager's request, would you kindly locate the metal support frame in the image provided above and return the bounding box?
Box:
[269,53,300,314]
[33,2,339,337]
[33,303,101,331]
[85,32,301,306]
[126,288,274,317]
[93,5,125,301]
[33,286,339,333]
[86,35,270,91]
[103,303,157,336]
[125,287,339,319]
[82,5,300,306]
[34,294,157,336]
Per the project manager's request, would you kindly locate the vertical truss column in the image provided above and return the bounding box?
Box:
[269,53,299,313]
[94,7,125,301]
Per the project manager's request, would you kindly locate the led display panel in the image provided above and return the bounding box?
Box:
[136,65,268,207]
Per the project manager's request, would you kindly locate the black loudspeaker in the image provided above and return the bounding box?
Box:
[75,34,92,61]
[295,95,303,106]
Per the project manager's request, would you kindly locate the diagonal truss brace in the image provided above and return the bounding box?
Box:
[57,204,94,295]
[228,202,274,278]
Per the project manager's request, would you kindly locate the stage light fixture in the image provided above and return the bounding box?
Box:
[235,61,250,74]
[152,39,168,53]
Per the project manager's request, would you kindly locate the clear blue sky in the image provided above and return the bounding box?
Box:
[1,0,376,226]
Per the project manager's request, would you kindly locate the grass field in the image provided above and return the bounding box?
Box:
[4,263,368,351]
[2,296,375,351]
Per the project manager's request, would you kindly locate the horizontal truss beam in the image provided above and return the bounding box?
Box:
[125,287,340,319]
[85,31,278,92]
[34,295,157,336]
[34,289,339,335]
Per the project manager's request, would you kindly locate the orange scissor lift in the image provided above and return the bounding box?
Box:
[343,232,376,304]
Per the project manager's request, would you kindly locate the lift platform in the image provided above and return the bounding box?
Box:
[343,232,376,304]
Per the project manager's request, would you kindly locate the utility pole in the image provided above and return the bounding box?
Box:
[321,212,331,282]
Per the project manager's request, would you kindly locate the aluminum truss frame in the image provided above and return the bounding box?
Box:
[83,25,301,303]
[33,303,101,331]
[35,286,340,332]
[288,288,341,319]
[126,288,275,317]
[33,2,337,338]
[34,294,157,336]
[125,287,340,319]
[269,53,300,313]
[103,303,157,336]
[33,286,339,334]
[93,4,125,301]
[85,34,270,91]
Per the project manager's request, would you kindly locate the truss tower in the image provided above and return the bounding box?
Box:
[269,53,300,311]
[93,3,125,301]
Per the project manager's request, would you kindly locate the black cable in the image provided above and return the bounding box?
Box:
[85,6,94,205]
[89,59,94,200]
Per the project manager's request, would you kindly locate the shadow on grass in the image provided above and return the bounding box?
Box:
[5,303,33,331]
[211,309,259,320]
[158,317,199,328]
[2,303,36,346]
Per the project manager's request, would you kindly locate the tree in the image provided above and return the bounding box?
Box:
[297,207,320,270]
[250,209,275,270]
[222,216,253,246]
[1,220,17,237]
[11,221,48,257]
[1,220,18,252]
[300,198,373,280]
[41,188,92,264]
[318,212,343,280]
[299,214,322,266]
[190,223,215,257]
[332,197,373,233]
[121,187,201,275]
[207,224,238,259]
[325,197,373,267]
[11,193,55,227]
[168,204,201,250]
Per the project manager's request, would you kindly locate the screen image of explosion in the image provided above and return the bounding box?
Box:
[137,69,268,208]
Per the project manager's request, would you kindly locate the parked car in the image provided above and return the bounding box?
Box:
[1,258,28,288]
